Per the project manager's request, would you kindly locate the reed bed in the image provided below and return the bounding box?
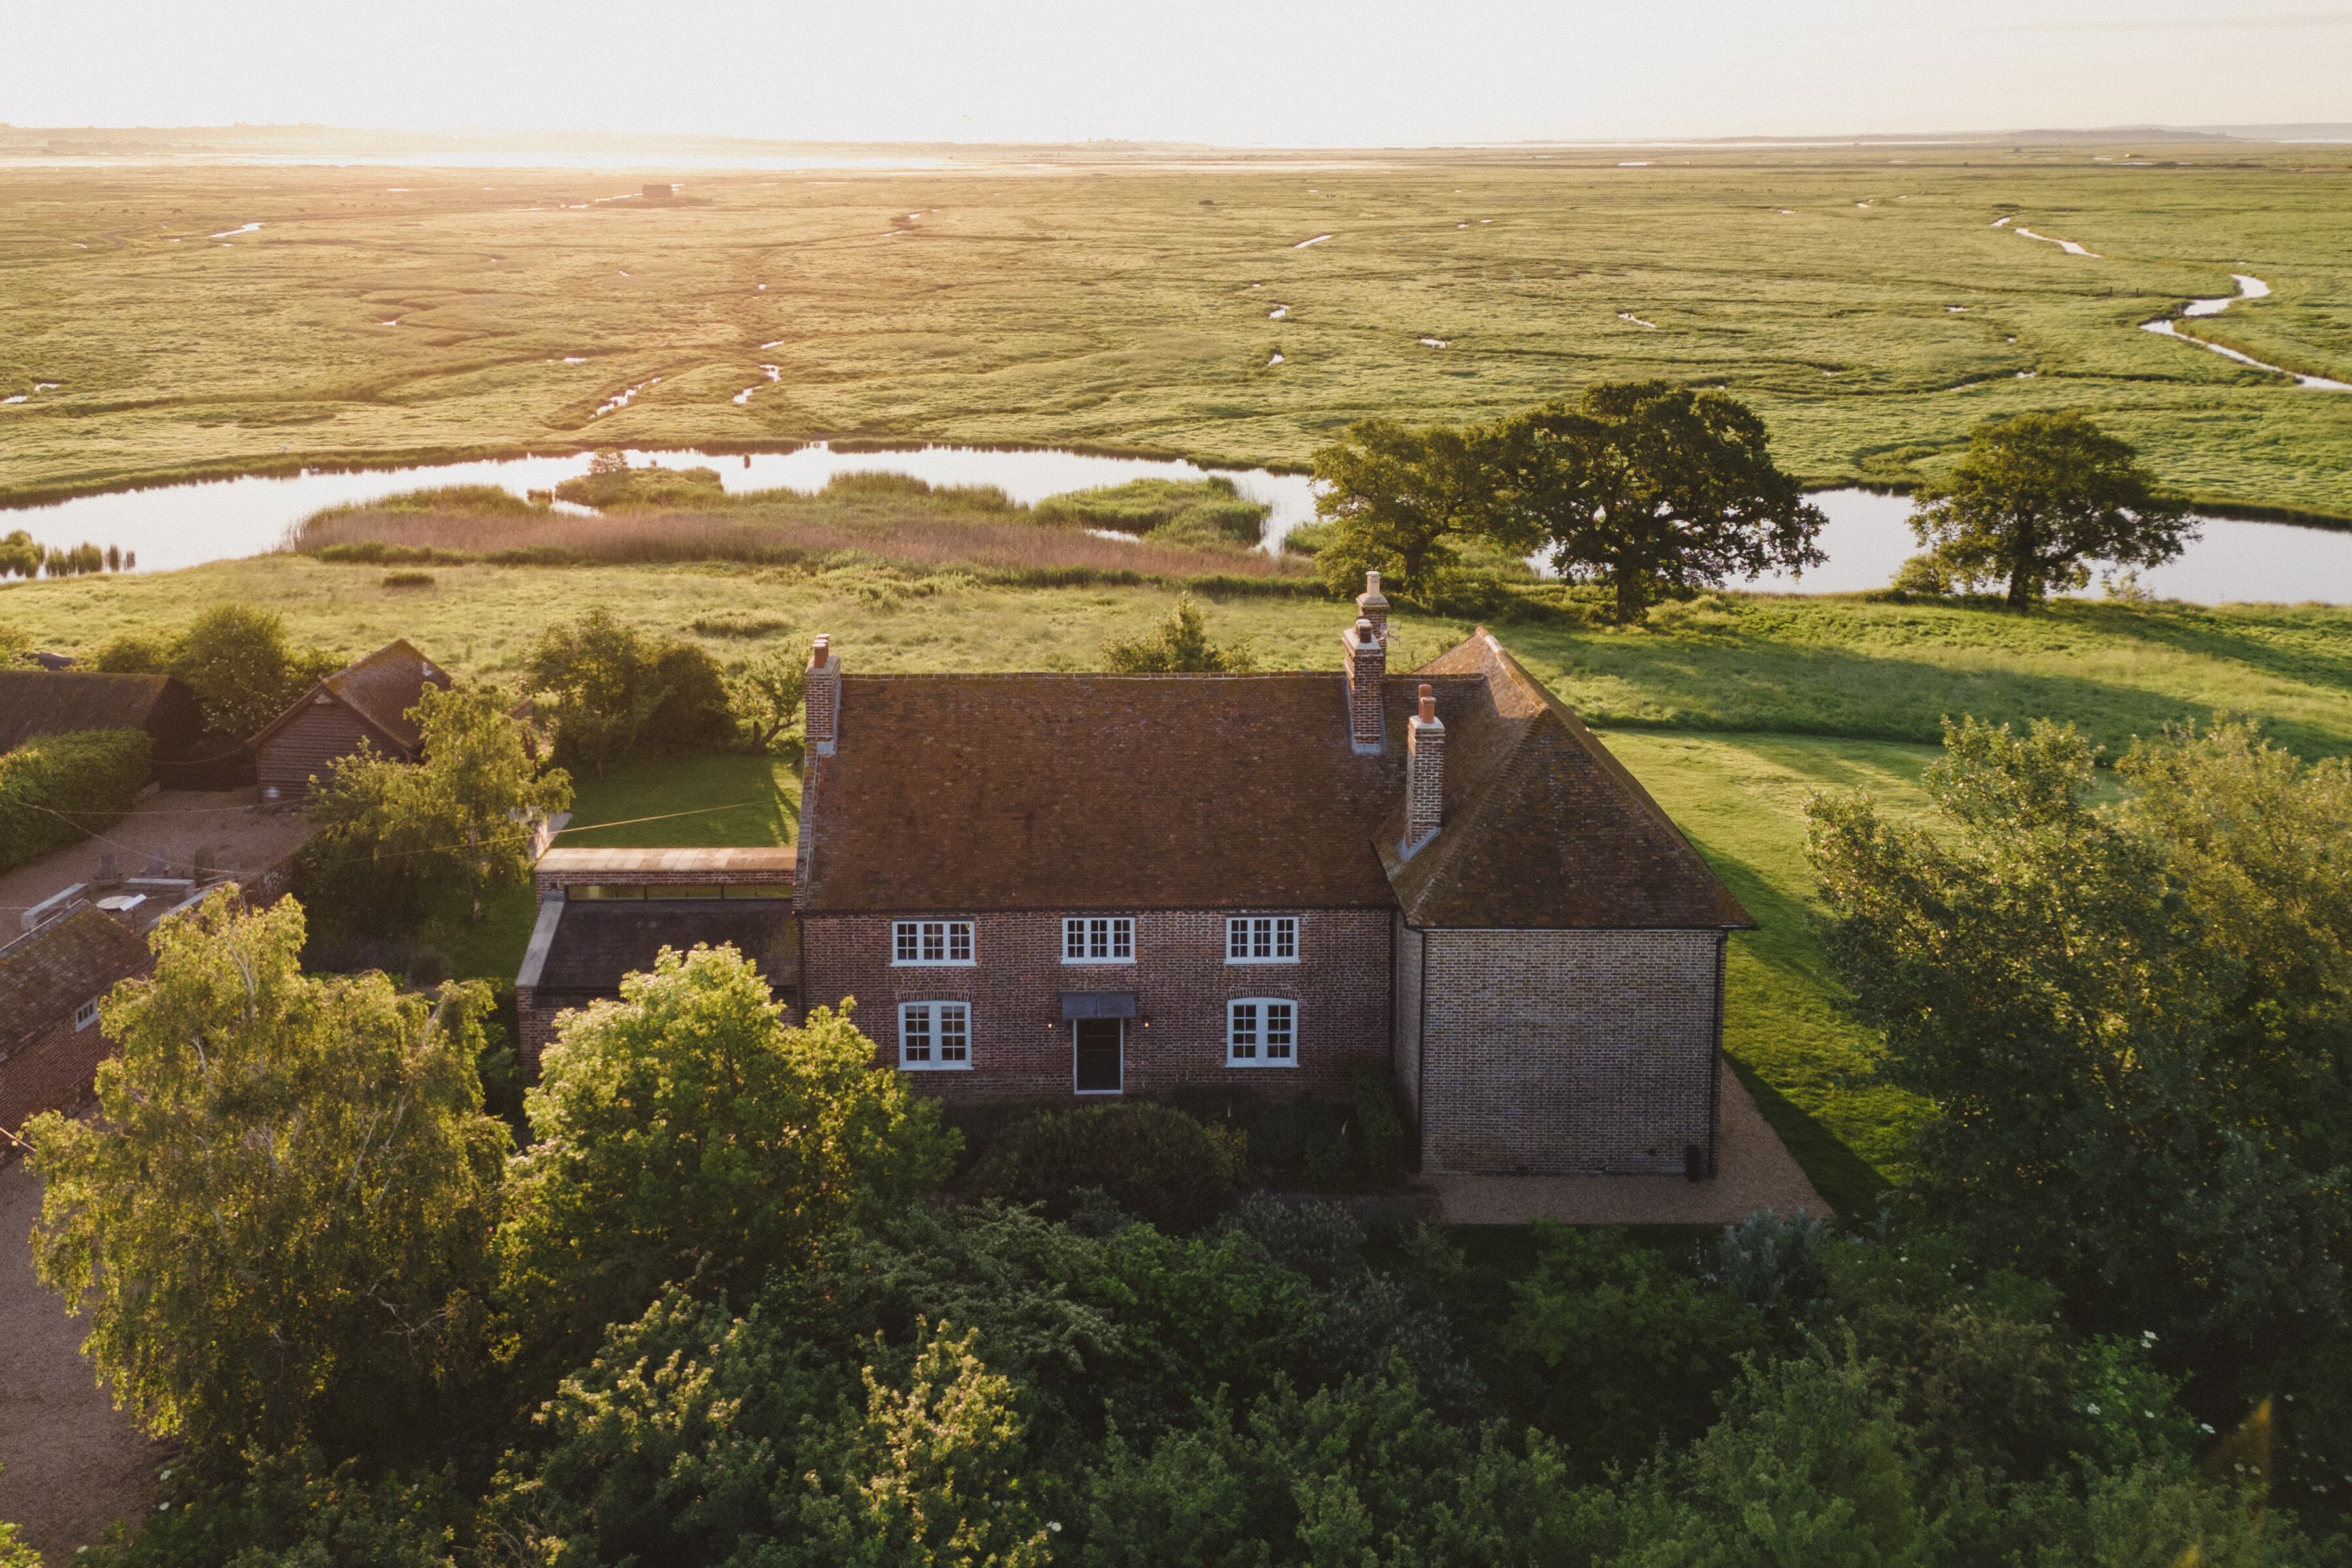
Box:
[289,503,1313,583]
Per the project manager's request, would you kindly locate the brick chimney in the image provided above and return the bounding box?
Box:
[1343,615,1385,753]
[805,634,840,755]
[1402,683,1445,857]
[1356,570,1389,641]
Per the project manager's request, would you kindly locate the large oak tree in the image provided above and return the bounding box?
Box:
[1475,382,1825,624]
[1908,410,2190,608]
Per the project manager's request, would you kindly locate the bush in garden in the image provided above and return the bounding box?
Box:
[966,1101,1238,1233]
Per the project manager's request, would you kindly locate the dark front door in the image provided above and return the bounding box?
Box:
[1073,1018,1123,1094]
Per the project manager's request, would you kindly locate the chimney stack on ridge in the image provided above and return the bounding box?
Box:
[1343,615,1385,753]
[1356,570,1389,641]
[1403,682,1445,856]
[806,634,841,755]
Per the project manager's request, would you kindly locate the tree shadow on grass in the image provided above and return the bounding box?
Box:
[1505,615,2352,757]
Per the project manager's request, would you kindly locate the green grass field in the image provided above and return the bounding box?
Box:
[3,145,2349,519]
[15,555,2352,1200]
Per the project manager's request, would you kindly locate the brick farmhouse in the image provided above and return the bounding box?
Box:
[520,577,1754,1177]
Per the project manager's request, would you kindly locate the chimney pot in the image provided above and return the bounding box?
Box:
[1417,683,1435,723]
[1356,571,1390,641]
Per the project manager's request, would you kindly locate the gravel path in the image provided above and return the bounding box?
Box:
[0,785,316,930]
[0,1159,163,1565]
[1429,1058,1833,1226]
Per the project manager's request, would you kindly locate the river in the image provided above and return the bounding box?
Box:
[4,445,2348,607]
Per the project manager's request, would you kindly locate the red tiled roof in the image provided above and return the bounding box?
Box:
[1380,632,1754,930]
[0,908,152,1053]
[797,632,1751,930]
[253,640,451,755]
[322,640,451,753]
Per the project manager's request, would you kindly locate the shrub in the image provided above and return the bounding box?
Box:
[91,630,172,672]
[0,728,152,873]
[967,1101,1238,1233]
[1351,1062,1411,1186]
[693,610,793,638]
[555,463,727,510]
[1100,593,1254,673]
[640,641,734,753]
[380,569,435,588]
[1708,1207,1830,1311]
[168,604,340,736]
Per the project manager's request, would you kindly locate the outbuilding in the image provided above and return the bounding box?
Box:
[252,639,451,800]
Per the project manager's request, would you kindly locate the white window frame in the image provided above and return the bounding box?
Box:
[73,997,100,1031]
[1062,915,1135,964]
[897,1001,972,1070]
[892,919,975,966]
[1226,915,1299,964]
[1226,998,1298,1068]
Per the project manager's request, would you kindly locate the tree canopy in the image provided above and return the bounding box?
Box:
[1908,411,2191,607]
[27,892,510,1458]
[1307,417,1486,603]
[1475,382,1825,623]
[496,948,958,1364]
[525,607,733,772]
[296,683,571,932]
[1807,715,2352,1367]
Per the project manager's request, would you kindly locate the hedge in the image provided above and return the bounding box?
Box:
[0,728,153,874]
[966,1100,1239,1233]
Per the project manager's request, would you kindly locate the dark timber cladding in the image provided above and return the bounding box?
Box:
[252,639,451,796]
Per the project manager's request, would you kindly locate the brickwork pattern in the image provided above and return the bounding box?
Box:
[1342,622,1386,750]
[1394,919,1424,1124]
[1404,711,1444,850]
[1416,928,1723,1175]
[801,908,1392,1104]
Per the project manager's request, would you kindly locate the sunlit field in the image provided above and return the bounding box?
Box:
[3,142,2349,519]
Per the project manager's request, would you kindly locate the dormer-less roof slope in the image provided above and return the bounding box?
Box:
[0,670,203,755]
[1380,630,1754,930]
[251,639,451,754]
[0,907,152,1054]
[797,673,1480,912]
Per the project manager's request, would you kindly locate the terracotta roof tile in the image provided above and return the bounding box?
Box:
[798,633,1750,930]
[321,640,451,753]
[1380,632,1754,930]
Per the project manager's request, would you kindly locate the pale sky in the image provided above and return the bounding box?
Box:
[5,0,2349,145]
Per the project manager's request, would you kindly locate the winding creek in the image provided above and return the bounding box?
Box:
[5,444,2351,606]
[2139,274,2352,391]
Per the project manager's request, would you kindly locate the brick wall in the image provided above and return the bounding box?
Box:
[1393,918,1424,1126]
[801,907,1392,1104]
[1415,928,1723,1175]
[0,1011,125,1138]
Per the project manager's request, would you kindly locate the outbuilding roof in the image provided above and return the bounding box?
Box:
[797,632,1751,931]
[0,670,203,755]
[252,639,451,754]
[523,900,796,1000]
[0,907,152,1054]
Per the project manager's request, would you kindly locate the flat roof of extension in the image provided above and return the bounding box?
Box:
[537,846,796,877]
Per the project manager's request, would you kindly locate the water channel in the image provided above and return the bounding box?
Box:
[5,444,2350,606]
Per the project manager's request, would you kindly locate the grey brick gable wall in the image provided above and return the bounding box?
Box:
[1413,927,1724,1175]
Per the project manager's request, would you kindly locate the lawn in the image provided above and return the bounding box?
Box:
[3,144,2349,521]
[14,556,2351,1201]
